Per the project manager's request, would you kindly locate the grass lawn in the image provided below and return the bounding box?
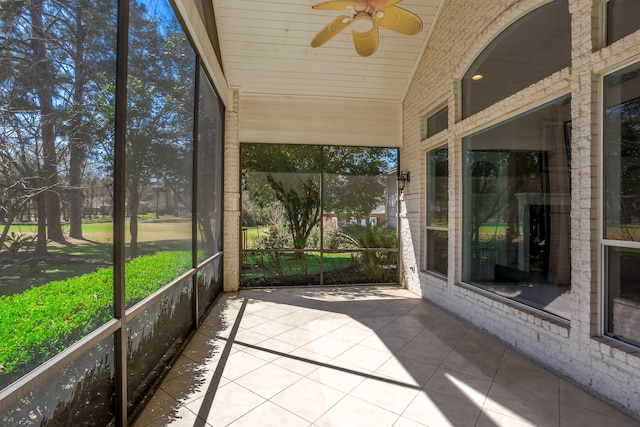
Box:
[1,217,192,296]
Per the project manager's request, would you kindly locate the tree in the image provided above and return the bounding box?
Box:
[125,2,195,257]
[0,0,116,249]
[242,144,395,255]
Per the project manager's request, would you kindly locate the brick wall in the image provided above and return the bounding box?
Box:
[401,0,640,418]
[223,89,240,292]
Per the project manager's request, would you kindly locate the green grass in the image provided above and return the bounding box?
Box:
[0,218,192,296]
[241,251,356,281]
[0,250,193,383]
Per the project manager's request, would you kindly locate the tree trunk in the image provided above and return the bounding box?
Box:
[35,192,48,255]
[31,0,64,243]
[128,179,140,258]
[68,5,87,239]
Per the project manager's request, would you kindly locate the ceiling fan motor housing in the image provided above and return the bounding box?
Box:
[352,12,374,33]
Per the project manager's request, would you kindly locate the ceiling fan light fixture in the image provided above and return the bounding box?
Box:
[352,13,374,33]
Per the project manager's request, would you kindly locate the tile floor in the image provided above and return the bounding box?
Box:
[132,286,640,427]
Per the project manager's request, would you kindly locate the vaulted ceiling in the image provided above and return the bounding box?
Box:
[212,0,445,103]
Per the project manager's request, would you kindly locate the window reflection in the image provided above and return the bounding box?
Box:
[463,96,571,318]
[604,62,640,347]
[462,0,570,118]
[426,147,448,276]
[607,0,640,45]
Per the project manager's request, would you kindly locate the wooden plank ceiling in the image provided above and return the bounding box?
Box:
[213,0,444,102]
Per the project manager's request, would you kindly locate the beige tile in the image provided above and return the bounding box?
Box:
[315,395,399,427]
[402,389,482,427]
[160,366,229,405]
[373,355,438,387]
[240,337,298,362]
[476,409,537,427]
[306,364,368,393]
[272,327,317,347]
[501,348,550,373]
[272,353,325,376]
[236,313,271,329]
[234,362,303,399]
[216,349,268,380]
[137,407,209,427]
[493,361,559,398]
[249,319,295,337]
[483,382,559,426]
[440,347,502,381]
[424,368,492,407]
[277,310,327,327]
[351,376,421,415]
[560,402,640,427]
[353,315,399,331]
[132,388,181,426]
[229,401,310,427]
[300,318,343,334]
[392,416,428,427]
[180,331,227,364]
[333,343,392,371]
[325,324,374,344]
[378,322,425,342]
[184,381,265,426]
[397,338,453,366]
[302,335,355,358]
[163,354,205,382]
[232,328,269,346]
[319,312,356,325]
[271,377,345,422]
[360,333,411,353]
[252,306,297,320]
[559,380,639,423]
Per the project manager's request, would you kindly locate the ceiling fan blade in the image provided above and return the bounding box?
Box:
[378,6,423,34]
[312,1,358,10]
[311,15,351,47]
[352,22,379,56]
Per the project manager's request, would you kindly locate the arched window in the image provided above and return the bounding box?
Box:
[462,0,570,118]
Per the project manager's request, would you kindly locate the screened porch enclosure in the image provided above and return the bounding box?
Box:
[241,144,399,287]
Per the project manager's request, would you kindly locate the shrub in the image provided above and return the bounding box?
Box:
[0,251,192,384]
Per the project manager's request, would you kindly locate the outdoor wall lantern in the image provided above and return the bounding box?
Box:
[398,170,410,192]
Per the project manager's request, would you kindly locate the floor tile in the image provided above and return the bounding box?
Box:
[483,382,559,426]
[424,367,492,407]
[234,362,303,399]
[493,360,558,398]
[228,401,310,427]
[133,287,640,427]
[216,349,268,380]
[333,343,392,371]
[271,377,345,423]
[402,389,482,427]
[351,376,421,415]
[314,395,400,427]
[302,335,355,359]
[559,379,637,422]
[373,355,438,387]
[184,381,265,426]
[560,403,640,427]
[305,363,369,394]
[160,365,229,405]
[476,409,537,427]
[139,406,208,427]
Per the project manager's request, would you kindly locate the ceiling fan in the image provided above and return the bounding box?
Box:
[310,0,423,57]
